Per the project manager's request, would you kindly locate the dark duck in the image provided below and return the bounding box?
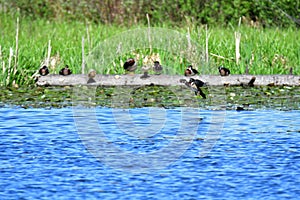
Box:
[153,61,163,75]
[59,65,72,76]
[218,66,230,76]
[188,78,206,99]
[123,58,137,74]
[39,65,49,76]
[87,69,96,84]
[184,65,199,76]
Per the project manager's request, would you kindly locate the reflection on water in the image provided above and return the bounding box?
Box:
[0,107,299,199]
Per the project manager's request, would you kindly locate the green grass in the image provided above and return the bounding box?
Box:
[0,14,299,87]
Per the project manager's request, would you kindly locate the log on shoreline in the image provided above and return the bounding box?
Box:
[36,74,300,87]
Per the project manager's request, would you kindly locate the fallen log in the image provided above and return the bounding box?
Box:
[36,74,300,87]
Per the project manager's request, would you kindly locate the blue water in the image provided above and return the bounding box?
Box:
[0,107,300,200]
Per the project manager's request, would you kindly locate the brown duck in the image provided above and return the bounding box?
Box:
[123,58,137,74]
[59,65,72,76]
[39,66,49,76]
[184,65,199,76]
[218,66,230,76]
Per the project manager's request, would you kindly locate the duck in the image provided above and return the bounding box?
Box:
[184,65,199,76]
[141,65,151,73]
[87,69,96,84]
[140,71,150,79]
[39,65,49,76]
[140,65,151,79]
[218,66,230,76]
[188,78,206,99]
[240,76,256,87]
[59,65,72,76]
[153,61,163,75]
[123,58,137,74]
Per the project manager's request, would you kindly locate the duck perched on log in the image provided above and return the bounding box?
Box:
[218,66,230,76]
[87,69,96,84]
[239,76,256,87]
[59,65,72,76]
[153,61,163,75]
[184,65,199,76]
[123,58,137,74]
[39,65,49,76]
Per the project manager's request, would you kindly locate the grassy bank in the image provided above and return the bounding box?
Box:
[0,14,299,87]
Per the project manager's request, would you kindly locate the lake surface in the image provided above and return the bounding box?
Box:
[0,107,299,199]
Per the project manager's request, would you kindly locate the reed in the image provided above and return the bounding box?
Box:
[81,36,85,74]
[0,14,299,86]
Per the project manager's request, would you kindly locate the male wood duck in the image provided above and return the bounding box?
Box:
[87,69,96,84]
[39,65,49,76]
[189,78,206,99]
[184,65,199,76]
[123,58,137,74]
[153,61,163,75]
[59,65,72,76]
[218,66,230,76]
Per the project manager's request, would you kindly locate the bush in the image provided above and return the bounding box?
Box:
[0,0,299,27]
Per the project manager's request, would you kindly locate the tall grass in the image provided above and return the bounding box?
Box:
[0,14,299,86]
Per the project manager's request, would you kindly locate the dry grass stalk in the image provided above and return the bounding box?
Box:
[7,48,13,85]
[205,24,209,63]
[235,17,242,65]
[13,17,19,76]
[86,22,91,51]
[2,61,5,76]
[235,31,241,65]
[0,45,2,60]
[187,27,191,51]
[146,13,152,53]
[81,36,85,74]
[210,53,233,61]
[0,45,3,76]
[46,40,51,67]
[250,52,255,66]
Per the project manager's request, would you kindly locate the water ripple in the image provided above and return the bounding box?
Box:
[0,108,299,199]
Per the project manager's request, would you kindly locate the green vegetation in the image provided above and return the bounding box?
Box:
[1,14,299,87]
[1,0,299,27]
[1,85,299,110]
[0,1,299,87]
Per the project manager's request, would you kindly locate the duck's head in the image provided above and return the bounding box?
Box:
[184,69,190,75]
[123,58,137,73]
[39,66,49,76]
[88,69,96,78]
[187,65,193,70]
